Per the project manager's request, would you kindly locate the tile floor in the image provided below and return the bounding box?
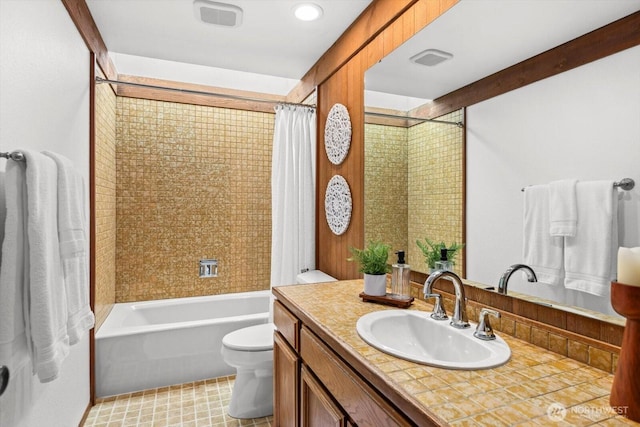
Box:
[83,376,273,427]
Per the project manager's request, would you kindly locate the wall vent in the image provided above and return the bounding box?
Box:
[410,49,453,67]
[194,0,243,27]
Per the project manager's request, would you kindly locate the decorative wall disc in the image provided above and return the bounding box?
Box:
[325,175,352,236]
[324,103,352,165]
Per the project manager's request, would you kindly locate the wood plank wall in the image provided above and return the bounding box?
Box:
[315,0,458,279]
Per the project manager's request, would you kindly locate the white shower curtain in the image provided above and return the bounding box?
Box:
[270,105,316,287]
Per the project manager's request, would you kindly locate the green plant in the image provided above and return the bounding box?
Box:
[348,240,391,275]
[416,238,465,270]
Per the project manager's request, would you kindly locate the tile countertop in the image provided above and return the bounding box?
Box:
[273,280,639,427]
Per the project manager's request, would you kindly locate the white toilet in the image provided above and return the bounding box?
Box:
[221,270,337,419]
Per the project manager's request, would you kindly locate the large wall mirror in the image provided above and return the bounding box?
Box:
[364,0,640,323]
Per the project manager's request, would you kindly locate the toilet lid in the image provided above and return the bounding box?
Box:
[223,323,275,351]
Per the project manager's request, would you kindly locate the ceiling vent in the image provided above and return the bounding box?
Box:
[194,0,243,27]
[410,49,453,67]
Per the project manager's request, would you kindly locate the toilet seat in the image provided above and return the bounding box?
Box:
[222,323,274,352]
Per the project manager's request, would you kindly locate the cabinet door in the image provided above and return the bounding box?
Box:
[300,366,348,427]
[274,331,298,427]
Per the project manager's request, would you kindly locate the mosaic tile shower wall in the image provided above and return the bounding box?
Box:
[94,81,117,329]
[364,111,464,275]
[116,98,274,302]
[408,110,464,274]
[364,124,409,256]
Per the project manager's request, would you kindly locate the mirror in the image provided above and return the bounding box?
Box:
[364,0,640,323]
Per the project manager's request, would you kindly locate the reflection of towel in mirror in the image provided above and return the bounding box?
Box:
[564,181,617,297]
[523,185,564,285]
[549,179,577,237]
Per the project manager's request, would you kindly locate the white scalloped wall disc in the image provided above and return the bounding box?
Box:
[324,103,352,165]
[325,175,352,236]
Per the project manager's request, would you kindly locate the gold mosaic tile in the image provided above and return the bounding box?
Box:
[364,124,408,255]
[115,98,274,302]
[364,110,464,274]
[407,110,464,275]
[94,79,117,330]
[274,280,635,426]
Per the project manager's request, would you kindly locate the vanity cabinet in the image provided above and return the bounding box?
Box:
[273,299,412,426]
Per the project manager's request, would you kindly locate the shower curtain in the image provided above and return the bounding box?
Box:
[270,105,316,287]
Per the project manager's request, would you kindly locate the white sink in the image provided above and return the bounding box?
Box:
[356,310,511,370]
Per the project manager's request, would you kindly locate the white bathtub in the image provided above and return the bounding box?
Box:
[95,290,270,397]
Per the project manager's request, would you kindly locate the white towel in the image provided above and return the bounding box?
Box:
[564,181,618,296]
[0,171,5,265]
[21,149,69,382]
[523,185,564,285]
[549,179,577,237]
[43,151,94,344]
[0,164,28,361]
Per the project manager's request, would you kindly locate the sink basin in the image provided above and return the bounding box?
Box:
[356,310,511,370]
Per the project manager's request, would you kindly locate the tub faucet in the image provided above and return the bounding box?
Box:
[424,270,469,329]
[497,264,537,294]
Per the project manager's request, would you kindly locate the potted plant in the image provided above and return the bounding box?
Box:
[416,237,464,273]
[348,240,391,296]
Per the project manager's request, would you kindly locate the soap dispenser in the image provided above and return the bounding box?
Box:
[435,248,453,271]
[391,251,411,300]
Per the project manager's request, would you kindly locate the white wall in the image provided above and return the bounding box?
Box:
[0,1,90,426]
[111,52,298,95]
[466,45,640,316]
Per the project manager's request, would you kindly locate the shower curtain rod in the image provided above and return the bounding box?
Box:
[95,77,314,108]
[95,77,463,126]
[364,111,464,127]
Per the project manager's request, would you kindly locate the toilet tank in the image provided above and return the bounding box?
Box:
[296,270,337,284]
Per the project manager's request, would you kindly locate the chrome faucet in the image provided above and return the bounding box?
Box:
[497,264,537,294]
[474,308,501,340]
[423,270,470,329]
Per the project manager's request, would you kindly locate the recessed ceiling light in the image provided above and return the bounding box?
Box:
[293,3,323,21]
[410,49,453,67]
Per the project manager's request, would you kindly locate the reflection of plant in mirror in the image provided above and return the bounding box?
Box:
[348,240,391,275]
[416,238,464,270]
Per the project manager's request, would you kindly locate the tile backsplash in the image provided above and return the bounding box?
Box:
[115,98,274,302]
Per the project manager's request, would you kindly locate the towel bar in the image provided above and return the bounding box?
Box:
[521,178,635,192]
[0,151,25,162]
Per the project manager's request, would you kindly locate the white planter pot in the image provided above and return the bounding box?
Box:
[363,273,387,296]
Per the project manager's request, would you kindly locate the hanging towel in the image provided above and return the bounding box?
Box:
[21,149,69,382]
[549,179,577,237]
[0,171,5,265]
[523,185,564,285]
[0,164,28,362]
[564,181,618,296]
[43,151,94,344]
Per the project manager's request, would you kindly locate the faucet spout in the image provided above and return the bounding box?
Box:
[424,270,469,329]
[497,264,537,294]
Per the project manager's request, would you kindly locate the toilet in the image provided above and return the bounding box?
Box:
[221,270,337,419]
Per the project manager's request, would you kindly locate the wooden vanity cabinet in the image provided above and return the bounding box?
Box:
[274,301,300,427]
[273,299,412,427]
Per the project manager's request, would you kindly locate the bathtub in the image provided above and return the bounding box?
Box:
[95,290,270,397]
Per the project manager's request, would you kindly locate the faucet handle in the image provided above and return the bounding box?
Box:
[425,293,448,321]
[474,308,501,340]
